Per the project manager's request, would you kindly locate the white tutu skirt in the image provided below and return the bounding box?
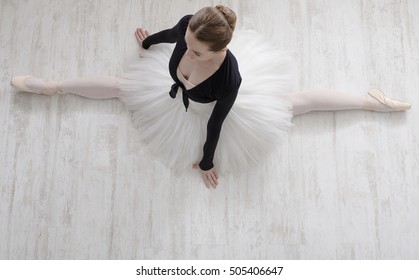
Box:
[119,30,297,174]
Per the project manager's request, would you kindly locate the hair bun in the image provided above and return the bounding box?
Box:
[216,5,236,30]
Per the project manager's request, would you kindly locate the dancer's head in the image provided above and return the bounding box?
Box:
[185,5,236,61]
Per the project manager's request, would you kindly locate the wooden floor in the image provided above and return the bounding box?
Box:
[1,0,418,259]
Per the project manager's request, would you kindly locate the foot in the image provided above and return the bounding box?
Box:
[363,88,411,112]
[10,76,62,96]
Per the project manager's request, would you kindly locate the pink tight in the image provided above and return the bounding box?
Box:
[23,76,395,114]
[290,89,369,115]
[60,76,121,99]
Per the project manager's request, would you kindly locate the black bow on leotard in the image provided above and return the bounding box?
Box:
[170,83,189,112]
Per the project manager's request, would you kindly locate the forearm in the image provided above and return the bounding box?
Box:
[142,15,192,49]
[142,28,179,49]
[199,123,222,171]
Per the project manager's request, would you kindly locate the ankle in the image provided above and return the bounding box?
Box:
[362,95,378,111]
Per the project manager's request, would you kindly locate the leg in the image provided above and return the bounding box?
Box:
[11,76,121,99]
[60,76,120,99]
[291,89,411,115]
[291,89,366,115]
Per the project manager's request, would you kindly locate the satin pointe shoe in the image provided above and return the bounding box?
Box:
[367,88,411,112]
[10,76,61,96]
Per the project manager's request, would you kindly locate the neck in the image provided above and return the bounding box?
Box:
[208,49,227,67]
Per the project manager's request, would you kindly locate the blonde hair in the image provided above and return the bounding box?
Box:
[189,5,237,52]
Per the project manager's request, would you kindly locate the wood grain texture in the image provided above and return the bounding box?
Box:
[1,0,418,259]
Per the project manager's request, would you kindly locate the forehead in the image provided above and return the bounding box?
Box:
[185,27,211,53]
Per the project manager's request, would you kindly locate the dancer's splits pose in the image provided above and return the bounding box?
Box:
[11,5,411,189]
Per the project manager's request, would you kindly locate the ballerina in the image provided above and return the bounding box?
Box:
[11,5,411,189]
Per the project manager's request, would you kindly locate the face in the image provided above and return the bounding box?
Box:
[184,27,218,62]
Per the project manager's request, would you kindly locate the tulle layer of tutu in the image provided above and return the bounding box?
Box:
[119,30,297,174]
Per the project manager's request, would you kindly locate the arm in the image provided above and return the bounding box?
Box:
[199,87,239,171]
[141,27,178,49]
[141,15,191,49]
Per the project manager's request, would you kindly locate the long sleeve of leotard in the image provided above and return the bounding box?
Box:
[142,16,190,49]
[199,86,239,171]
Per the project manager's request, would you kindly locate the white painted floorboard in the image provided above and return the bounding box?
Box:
[1,0,418,259]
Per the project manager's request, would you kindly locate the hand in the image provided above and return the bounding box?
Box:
[135,28,150,47]
[193,163,219,189]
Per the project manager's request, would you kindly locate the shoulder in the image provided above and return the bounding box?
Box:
[226,50,240,81]
[176,14,193,34]
[224,50,242,91]
[215,51,242,101]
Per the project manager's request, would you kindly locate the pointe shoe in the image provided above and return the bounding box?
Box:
[367,88,411,112]
[10,76,61,96]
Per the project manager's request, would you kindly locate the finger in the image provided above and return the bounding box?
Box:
[210,172,218,186]
[207,173,217,189]
[139,28,148,39]
[135,31,142,43]
[203,174,210,189]
[136,28,143,39]
[212,179,218,189]
[135,35,141,44]
[138,32,144,40]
